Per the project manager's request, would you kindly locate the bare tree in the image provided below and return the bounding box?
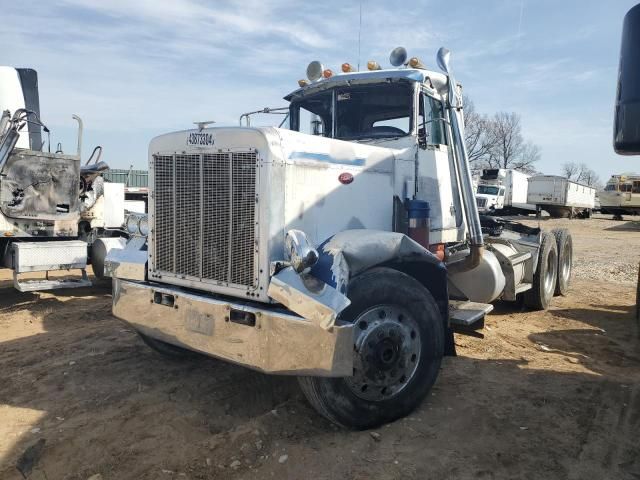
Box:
[577,163,601,188]
[463,96,495,172]
[485,112,540,172]
[562,161,581,180]
[562,161,601,188]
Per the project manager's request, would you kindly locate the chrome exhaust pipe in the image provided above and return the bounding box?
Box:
[437,47,484,272]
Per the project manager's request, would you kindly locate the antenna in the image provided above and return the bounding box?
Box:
[357,0,362,71]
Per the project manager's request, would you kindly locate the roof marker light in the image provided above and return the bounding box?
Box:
[367,60,381,71]
[409,57,426,69]
[323,69,333,78]
[298,79,309,87]
[341,63,354,73]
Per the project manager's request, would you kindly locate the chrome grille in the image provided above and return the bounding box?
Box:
[152,151,258,288]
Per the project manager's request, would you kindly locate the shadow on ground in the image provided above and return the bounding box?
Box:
[0,282,638,480]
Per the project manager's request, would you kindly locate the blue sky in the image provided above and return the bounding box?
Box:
[2,0,639,181]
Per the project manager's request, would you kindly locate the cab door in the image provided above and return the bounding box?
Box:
[415,90,464,244]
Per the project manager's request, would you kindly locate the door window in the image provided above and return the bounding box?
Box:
[419,94,447,146]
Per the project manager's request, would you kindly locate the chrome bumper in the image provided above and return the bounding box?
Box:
[112,279,354,377]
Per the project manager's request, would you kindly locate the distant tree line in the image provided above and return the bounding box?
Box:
[560,161,602,189]
[463,96,540,174]
[463,95,602,189]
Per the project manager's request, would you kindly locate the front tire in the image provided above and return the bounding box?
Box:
[524,231,558,310]
[137,331,194,359]
[298,267,444,430]
[552,228,572,296]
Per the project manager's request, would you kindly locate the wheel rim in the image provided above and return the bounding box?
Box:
[345,305,421,401]
[544,247,558,297]
[561,240,572,281]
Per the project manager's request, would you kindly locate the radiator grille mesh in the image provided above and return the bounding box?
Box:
[202,153,231,282]
[154,155,174,273]
[175,154,201,276]
[230,152,257,286]
[152,151,258,288]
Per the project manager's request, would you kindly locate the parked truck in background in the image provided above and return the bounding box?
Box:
[108,47,574,429]
[599,173,640,219]
[527,175,596,218]
[0,66,126,290]
[475,168,534,215]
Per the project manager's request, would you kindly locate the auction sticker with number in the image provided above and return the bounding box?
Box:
[187,132,214,146]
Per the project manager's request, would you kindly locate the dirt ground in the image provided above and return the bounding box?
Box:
[0,215,639,480]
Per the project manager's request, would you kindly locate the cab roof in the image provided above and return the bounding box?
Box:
[283,68,449,101]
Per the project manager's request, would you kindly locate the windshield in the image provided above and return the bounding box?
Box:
[477,185,500,195]
[289,82,413,140]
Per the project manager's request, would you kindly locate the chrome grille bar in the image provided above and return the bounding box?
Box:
[202,153,231,282]
[175,154,201,277]
[230,152,257,286]
[154,155,174,273]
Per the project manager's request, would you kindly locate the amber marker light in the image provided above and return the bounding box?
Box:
[367,60,381,71]
[342,63,354,73]
[409,57,426,69]
[323,69,333,78]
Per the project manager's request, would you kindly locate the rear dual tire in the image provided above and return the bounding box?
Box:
[524,231,558,310]
[552,228,572,296]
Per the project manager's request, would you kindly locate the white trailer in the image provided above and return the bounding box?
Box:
[107,47,575,429]
[475,168,534,214]
[527,175,596,218]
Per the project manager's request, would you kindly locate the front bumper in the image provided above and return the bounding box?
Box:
[113,279,354,376]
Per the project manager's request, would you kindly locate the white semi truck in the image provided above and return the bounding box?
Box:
[475,168,534,214]
[527,175,596,218]
[0,67,126,290]
[108,47,574,429]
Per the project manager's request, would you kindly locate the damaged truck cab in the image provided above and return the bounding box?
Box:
[0,67,125,291]
[109,47,572,429]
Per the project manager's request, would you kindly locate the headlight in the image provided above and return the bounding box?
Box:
[126,214,139,234]
[285,229,319,274]
[138,216,149,236]
[125,213,149,236]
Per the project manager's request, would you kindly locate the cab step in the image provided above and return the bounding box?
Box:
[14,270,92,292]
[449,300,493,329]
[11,240,92,292]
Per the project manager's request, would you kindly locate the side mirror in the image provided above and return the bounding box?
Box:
[285,230,319,274]
[614,4,640,154]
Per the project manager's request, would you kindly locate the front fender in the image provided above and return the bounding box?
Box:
[310,229,446,295]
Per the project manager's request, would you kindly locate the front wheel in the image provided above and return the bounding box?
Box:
[298,267,444,430]
[137,331,195,359]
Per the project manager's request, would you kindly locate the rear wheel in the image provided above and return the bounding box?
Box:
[552,228,572,296]
[298,267,444,430]
[524,231,558,310]
[137,331,194,359]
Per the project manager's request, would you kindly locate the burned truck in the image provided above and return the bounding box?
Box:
[108,47,573,429]
[0,67,125,291]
